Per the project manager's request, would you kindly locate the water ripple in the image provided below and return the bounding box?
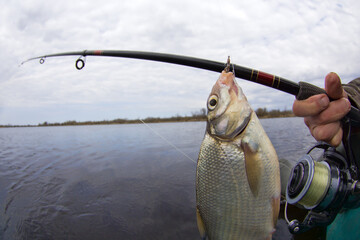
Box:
[1,120,311,239]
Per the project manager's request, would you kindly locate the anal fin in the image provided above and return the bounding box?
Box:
[272,195,280,227]
[196,207,207,240]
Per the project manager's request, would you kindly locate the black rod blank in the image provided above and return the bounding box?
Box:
[21,50,360,123]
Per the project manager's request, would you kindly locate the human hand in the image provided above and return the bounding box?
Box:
[292,72,351,146]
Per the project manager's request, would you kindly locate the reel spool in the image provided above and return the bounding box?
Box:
[286,154,342,211]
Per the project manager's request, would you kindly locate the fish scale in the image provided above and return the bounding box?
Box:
[196,70,280,240]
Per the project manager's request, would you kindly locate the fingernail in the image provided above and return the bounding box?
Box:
[319,96,329,108]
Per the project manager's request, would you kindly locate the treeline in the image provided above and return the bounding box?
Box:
[0,108,294,128]
[255,108,294,118]
[37,114,207,127]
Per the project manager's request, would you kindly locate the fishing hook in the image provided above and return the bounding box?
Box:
[224,56,231,72]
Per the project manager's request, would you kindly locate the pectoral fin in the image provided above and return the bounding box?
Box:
[196,208,207,240]
[242,139,263,197]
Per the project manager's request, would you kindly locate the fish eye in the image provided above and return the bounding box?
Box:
[208,95,218,110]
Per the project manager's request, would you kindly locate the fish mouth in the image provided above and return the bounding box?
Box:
[218,73,239,97]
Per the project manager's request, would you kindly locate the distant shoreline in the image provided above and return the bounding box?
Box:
[0,116,207,128]
[0,108,294,128]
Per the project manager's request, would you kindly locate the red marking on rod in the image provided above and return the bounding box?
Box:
[94,50,103,55]
[257,71,275,87]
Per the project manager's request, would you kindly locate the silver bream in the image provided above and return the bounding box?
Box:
[196,67,281,240]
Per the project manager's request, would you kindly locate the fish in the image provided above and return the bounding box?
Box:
[196,64,281,240]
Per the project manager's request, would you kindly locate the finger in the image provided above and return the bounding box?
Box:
[310,121,341,143]
[329,127,343,147]
[306,121,343,147]
[325,72,347,99]
[309,97,351,125]
[293,94,329,117]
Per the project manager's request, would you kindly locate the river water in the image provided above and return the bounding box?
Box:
[0,117,317,240]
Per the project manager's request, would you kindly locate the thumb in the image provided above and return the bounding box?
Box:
[325,72,346,100]
[293,94,329,117]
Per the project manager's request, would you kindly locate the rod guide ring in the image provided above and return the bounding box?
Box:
[75,58,85,70]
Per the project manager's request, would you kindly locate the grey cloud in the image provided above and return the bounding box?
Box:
[1,0,359,124]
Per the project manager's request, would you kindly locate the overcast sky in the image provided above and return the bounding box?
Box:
[1,0,359,125]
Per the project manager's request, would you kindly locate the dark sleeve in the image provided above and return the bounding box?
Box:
[343,78,360,109]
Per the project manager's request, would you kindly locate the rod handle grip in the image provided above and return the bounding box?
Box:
[296,81,327,100]
[297,82,360,125]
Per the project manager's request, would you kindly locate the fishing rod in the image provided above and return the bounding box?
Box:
[21,50,360,124]
[22,50,360,234]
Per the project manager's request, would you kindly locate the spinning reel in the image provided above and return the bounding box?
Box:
[285,119,360,234]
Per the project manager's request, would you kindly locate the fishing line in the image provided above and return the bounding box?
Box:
[139,120,197,164]
[284,201,290,224]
